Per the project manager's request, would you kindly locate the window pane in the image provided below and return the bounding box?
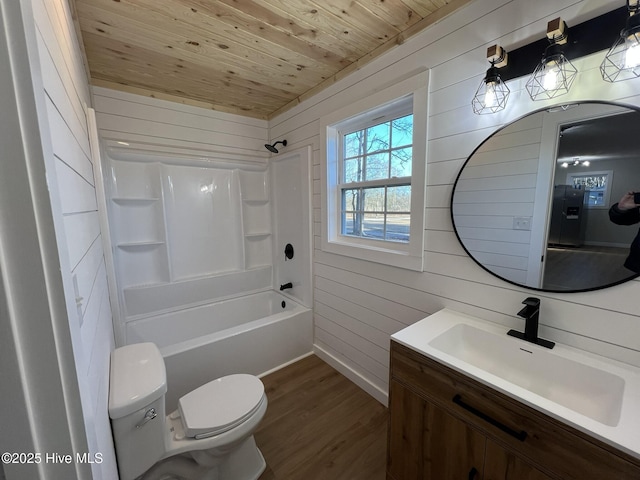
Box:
[342,211,364,236]
[586,191,604,206]
[387,186,411,212]
[392,115,413,148]
[342,188,362,237]
[385,214,410,242]
[362,213,385,240]
[342,188,361,211]
[344,158,363,183]
[366,122,390,153]
[365,152,389,180]
[572,175,607,189]
[344,131,363,158]
[391,147,412,177]
[363,187,385,212]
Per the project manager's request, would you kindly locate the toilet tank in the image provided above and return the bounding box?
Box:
[109,343,168,480]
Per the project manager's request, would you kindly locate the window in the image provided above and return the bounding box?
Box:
[341,113,413,243]
[320,71,428,271]
[566,170,613,208]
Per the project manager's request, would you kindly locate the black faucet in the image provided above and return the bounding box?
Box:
[279,282,293,291]
[507,297,555,349]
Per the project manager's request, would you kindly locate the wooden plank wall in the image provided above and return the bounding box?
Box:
[30,0,118,477]
[269,0,640,404]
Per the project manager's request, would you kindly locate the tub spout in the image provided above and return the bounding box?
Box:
[279,282,293,291]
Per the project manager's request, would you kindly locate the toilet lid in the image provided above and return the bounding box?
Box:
[178,374,265,439]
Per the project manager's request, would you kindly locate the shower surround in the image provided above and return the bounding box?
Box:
[97,142,313,403]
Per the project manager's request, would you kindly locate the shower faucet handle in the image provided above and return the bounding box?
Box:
[284,243,294,260]
[136,408,157,428]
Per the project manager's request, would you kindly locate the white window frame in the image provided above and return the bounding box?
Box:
[320,71,428,271]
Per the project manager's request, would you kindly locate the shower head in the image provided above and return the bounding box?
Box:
[264,140,287,153]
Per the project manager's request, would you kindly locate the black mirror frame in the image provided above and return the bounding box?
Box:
[450,100,640,293]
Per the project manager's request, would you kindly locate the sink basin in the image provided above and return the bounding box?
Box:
[428,323,625,427]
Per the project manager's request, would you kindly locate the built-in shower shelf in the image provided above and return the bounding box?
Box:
[123,280,170,290]
[112,197,160,205]
[117,241,165,249]
[244,232,271,238]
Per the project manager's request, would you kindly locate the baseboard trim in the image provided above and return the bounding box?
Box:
[257,351,314,379]
[313,344,388,407]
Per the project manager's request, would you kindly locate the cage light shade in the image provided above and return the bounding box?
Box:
[600,13,640,82]
[472,66,510,114]
[526,44,577,101]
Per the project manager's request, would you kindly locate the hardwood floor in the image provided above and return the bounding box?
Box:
[543,245,633,290]
[255,355,388,480]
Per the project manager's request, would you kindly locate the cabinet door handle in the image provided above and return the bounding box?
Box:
[468,466,479,479]
[452,394,527,442]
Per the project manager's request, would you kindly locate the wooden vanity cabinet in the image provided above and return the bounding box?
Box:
[387,341,640,480]
[388,379,551,480]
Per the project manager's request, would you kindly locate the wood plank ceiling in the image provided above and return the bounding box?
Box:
[71,0,472,119]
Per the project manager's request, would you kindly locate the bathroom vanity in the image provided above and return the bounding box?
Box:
[387,309,640,479]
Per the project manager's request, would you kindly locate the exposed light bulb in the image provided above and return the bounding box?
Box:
[527,38,577,101]
[484,82,498,108]
[624,35,640,68]
[561,162,569,168]
[543,61,560,90]
[582,160,590,167]
[472,59,510,115]
[601,6,640,82]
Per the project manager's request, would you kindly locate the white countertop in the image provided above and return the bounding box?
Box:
[391,308,640,460]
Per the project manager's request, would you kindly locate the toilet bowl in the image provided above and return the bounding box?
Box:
[108,342,267,480]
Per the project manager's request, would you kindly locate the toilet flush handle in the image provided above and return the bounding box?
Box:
[136,408,157,428]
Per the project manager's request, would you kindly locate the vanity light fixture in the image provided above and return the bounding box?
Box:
[469,5,629,112]
[526,18,578,101]
[472,45,510,115]
[601,0,640,82]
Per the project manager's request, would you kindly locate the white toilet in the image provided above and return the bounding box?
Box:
[108,342,268,480]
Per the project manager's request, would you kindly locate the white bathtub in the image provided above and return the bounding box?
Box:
[125,290,313,411]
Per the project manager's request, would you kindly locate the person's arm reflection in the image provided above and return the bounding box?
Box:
[609,191,640,273]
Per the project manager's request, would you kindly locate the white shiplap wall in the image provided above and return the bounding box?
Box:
[453,114,543,286]
[269,0,640,404]
[30,0,118,477]
[92,87,270,162]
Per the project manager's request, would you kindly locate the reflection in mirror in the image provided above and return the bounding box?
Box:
[452,102,640,292]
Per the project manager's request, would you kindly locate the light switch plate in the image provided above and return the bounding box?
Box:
[513,216,532,231]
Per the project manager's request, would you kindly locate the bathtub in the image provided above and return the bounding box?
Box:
[125,290,313,411]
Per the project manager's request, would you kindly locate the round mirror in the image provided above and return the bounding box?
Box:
[451,101,640,292]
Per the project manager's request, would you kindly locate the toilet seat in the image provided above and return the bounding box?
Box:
[178,374,265,439]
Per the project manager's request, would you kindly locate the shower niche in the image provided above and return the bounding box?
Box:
[109,161,170,287]
[240,170,272,270]
[105,154,274,320]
